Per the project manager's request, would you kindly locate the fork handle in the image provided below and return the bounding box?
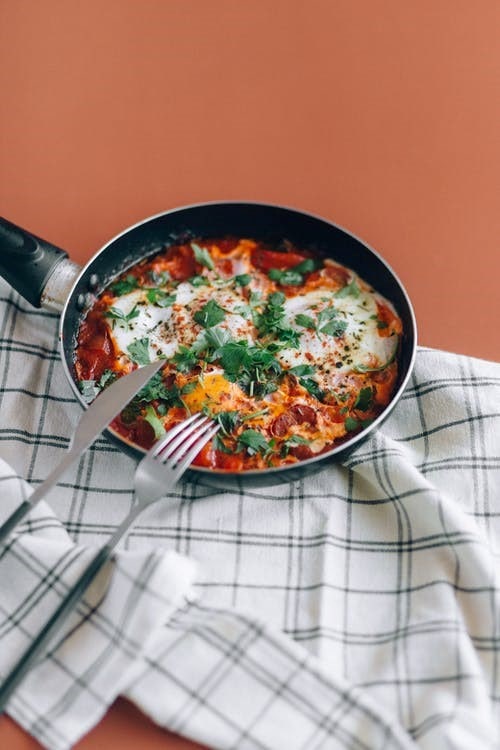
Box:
[0,543,113,711]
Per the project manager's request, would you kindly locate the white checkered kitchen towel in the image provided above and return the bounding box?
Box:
[0,278,499,750]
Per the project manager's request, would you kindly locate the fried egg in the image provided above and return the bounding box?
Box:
[107,282,254,361]
[277,287,398,389]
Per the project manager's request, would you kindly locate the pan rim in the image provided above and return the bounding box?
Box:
[59,200,418,477]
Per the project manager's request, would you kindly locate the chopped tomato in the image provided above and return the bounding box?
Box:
[159,244,197,281]
[251,247,308,272]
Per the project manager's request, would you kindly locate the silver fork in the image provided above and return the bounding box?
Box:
[0,413,219,711]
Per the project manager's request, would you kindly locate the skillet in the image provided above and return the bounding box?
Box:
[0,202,417,487]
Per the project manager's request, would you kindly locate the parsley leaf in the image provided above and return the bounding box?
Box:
[344,416,359,432]
[127,337,151,365]
[173,345,198,372]
[299,378,324,400]
[275,328,301,348]
[268,258,318,287]
[111,274,138,296]
[268,268,303,286]
[213,433,233,454]
[191,242,215,270]
[234,273,251,286]
[98,369,117,390]
[143,405,166,439]
[255,292,287,336]
[319,318,348,337]
[280,434,311,457]
[193,300,226,328]
[146,289,176,307]
[335,280,360,298]
[354,386,373,411]
[79,379,99,403]
[288,364,316,377]
[104,304,140,330]
[188,275,210,287]
[237,429,271,456]
[295,313,316,329]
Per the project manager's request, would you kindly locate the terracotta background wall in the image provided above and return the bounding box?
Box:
[1,1,499,362]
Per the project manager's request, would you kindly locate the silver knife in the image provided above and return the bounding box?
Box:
[0,360,164,544]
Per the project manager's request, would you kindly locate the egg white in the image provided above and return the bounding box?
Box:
[107,282,254,361]
[278,287,397,389]
[105,274,397,392]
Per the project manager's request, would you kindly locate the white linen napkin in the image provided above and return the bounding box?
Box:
[0,281,499,749]
[0,465,415,750]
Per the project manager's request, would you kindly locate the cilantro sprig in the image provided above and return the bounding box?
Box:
[127,337,151,365]
[104,304,140,330]
[294,306,347,338]
[191,242,215,271]
[193,300,226,328]
[111,275,139,296]
[237,429,272,457]
[146,289,176,307]
[268,258,317,287]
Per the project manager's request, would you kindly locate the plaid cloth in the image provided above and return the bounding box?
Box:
[0,278,499,750]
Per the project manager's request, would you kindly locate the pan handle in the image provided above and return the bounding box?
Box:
[0,216,70,308]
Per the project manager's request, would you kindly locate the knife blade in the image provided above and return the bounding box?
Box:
[0,360,164,544]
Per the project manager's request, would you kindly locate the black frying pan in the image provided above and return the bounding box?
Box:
[0,202,417,487]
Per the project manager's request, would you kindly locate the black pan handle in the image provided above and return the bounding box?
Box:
[0,217,69,308]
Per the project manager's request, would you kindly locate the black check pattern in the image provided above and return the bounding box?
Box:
[0,279,499,749]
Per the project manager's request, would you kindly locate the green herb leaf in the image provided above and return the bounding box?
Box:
[354,386,373,411]
[234,273,251,286]
[295,313,316,329]
[268,268,303,286]
[111,274,138,296]
[173,345,198,372]
[288,364,316,377]
[335,280,360,298]
[191,242,215,270]
[98,369,117,390]
[79,379,99,403]
[292,258,317,274]
[237,429,270,456]
[136,371,169,402]
[143,405,166,439]
[276,328,301,348]
[127,337,151,365]
[104,304,140,330]
[280,433,311,457]
[299,378,324,400]
[319,318,348,337]
[344,416,359,432]
[211,410,240,435]
[188,275,210,287]
[213,433,233,454]
[193,300,226,328]
[146,289,176,307]
[377,320,388,329]
[268,258,317,287]
[255,292,286,336]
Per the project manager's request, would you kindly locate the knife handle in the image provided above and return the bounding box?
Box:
[0,543,114,711]
[0,449,80,545]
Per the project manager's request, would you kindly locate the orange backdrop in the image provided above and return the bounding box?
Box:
[0,1,499,748]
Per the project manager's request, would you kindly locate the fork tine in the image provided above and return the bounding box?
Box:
[158,415,212,460]
[169,423,220,479]
[158,417,214,463]
[148,412,206,458]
